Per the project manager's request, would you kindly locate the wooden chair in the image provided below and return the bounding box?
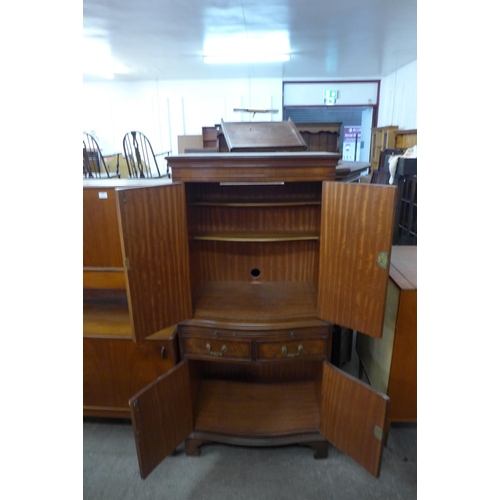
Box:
[123,131,168,178]
[83,133,115,178]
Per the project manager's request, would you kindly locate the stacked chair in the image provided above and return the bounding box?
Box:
[122,131,170,178]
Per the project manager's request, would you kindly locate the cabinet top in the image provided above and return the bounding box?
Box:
[390,246,417,290]
[83,178,173,188]
[167,152,341,183]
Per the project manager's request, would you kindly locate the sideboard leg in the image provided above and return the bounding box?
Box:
[185,438,203,456]
[303,440,328,459]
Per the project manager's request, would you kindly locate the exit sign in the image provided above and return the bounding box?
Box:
[324,90,338,105]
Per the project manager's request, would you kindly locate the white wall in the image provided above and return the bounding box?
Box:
[283,81,379,106]
[377,60,417,130]
[83,78,283,156]
[83,63,417,156]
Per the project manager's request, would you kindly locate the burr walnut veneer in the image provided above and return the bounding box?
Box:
[83,152,398,479]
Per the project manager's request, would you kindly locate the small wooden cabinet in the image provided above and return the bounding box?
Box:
[356,246,417,431]
[83,180,180,418]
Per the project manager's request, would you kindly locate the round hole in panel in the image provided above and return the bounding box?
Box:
[250,268,261,280]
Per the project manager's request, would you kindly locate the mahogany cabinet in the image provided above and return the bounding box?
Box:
[108,152,398,479]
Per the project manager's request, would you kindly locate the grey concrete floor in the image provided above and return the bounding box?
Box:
[83,342,416,499]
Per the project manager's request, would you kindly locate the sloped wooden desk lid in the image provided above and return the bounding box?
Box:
[220,118,307,152]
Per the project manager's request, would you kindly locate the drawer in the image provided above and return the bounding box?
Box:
[182,336,252,360]
[257,338,328,361]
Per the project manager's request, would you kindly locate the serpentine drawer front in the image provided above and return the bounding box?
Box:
[256,338,328,361]
[180,325,330,362]
[182,334,252,361]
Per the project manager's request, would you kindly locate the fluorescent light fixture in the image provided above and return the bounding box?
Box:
[203,31,290,65]
[203,53,290,64]
[83,37,130,78]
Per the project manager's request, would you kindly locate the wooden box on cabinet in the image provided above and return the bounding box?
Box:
[356,246,417,430]
[107,152,399,479]
[395,129,417,150]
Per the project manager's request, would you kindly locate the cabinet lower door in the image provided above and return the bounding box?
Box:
[320,361,389,477]
[129,360,193,479]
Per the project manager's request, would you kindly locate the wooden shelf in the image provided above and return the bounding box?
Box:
[191,231,319,242]
[194,379,320,436]
[83,300,132,338]
[188,201,321,207]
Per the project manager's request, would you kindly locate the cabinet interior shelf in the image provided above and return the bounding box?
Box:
[194,378,320,436]
[189,201,321,207]
[191,231,319,242]
[83,300,132,338]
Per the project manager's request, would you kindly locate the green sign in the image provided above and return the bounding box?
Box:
[324,90,338,105]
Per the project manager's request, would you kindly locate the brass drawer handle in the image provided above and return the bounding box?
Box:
[206,343,227,357]
[281,345,303,358]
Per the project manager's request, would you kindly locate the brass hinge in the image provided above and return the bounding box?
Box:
[125,257,130,271]
[374,425,383,441]
[121,191,126,203]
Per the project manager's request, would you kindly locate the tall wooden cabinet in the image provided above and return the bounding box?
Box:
[97,152,399,479]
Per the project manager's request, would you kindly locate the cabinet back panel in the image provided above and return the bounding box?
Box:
[188,205,320,233]
[194,359,323,382]
[189,240,319,284]
[185,182,322,203]
[83,188,123,267]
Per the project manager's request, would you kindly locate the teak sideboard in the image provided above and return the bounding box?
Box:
[356,245,417,435]
[83,152,398,479]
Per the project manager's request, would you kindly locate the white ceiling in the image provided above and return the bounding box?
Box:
[83,0,417,82]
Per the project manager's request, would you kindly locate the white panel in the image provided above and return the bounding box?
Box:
[377,60,417,129]
[283,82,379,106]
[359,108,373,163]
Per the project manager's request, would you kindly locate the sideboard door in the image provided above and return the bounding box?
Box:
[129,360,193,479]
[116,183,193,342]
[317,182,396,338]
[320,361,389,477]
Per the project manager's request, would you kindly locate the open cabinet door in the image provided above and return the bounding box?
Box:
[317,182,396,338]
[320,361,389,477]
[116,183,193,342]
[129,361,193,479]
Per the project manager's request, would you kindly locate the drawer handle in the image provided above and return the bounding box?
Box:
[281,345,303,358]
[206,343,227,357]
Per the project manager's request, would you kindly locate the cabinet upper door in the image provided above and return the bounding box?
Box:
[317,182,396,338]
[129,360,193,479]
[116,183,193,342]
[320,361,389,477]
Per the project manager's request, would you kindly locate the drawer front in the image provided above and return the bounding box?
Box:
[257,338,328,361]
[183,336,252,360]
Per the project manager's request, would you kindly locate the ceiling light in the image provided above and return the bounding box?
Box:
[83,37,130,78]
[203,53,290,64]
